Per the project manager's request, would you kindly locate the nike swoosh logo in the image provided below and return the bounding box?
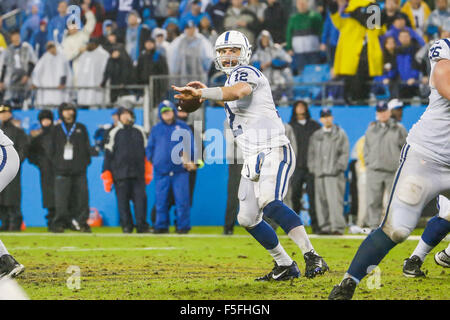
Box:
[272,269,288,280]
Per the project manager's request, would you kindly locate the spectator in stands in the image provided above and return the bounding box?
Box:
[425,0,449,39]
[329,0,384,104]
[179,0,212,31]
[206,0,230,34]
[74,38,110,106]
[308,108,349,235]
[166,21,214,82]
[246,0,267,23]
[50,103,92,233]
[81,0,106,39]
[363,101,407,230]
[251,30,293,100]
[116,0,138,29]
[122,10,151,64]
[146,100,196,234]
[32,20,50,59]
[0,48,5,102]
[198,14,218,44]
[31,41,72,107]
[102,106,151,233]
[286,0,323,74]
[61,4,96,66]
[102,0,118,21]
[400,0,431,40]
[152,28,170,57]
[28,110,56,230]
[372,36,398,98]
[142,7,158,31]
[0,30,37,107]
[43,0,62,21]
[396,29,422,99]
[381,0,412,30]
[136,38,169,106]
[20,4,40,44]
[263,0,286,44]
[164,18,181,42]
[289,100,321,233]
[224,0,259,45]
[382,14,425,47]
[223,119,243,235]
[320,2,342,67]
[47,1,68,43]
[162,2,181,30]
[0,104,28,231]
[101,45,134,103]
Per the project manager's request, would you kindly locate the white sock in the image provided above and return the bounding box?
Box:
[0,240,9,257]
[268,243,293,267]
[287,225,316,255]
[411,239,433,262]
[343,273,360,284]
[445,244,450,256]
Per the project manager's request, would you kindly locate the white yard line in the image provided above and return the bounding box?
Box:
[1,232,448,241]
[8,246,179,252]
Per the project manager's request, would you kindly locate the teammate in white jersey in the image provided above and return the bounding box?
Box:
[403,195,450,277]
[173,30,329,280]
[0,112,25,279]
[329,38,450,299]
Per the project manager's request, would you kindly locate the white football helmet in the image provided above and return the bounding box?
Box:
[214,30,252,74]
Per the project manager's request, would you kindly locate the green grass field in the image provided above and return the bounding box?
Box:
[1,227,448,300]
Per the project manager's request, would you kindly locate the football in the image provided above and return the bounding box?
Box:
[177,83,203,113]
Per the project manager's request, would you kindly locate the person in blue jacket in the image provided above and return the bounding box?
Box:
[146,100,196,234]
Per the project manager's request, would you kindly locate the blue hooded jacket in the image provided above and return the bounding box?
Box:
[146,101,195,176]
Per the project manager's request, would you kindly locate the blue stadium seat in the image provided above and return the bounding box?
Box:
[293,64,331,100]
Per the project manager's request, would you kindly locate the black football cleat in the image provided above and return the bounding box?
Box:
[434,250,450,268]
[0,254,25,280]
[255,261,300,281]
[328,277,357,300]
[304,250,329,278]
[403,255,426,277]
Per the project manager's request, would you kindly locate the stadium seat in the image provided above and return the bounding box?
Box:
[293,64,331,100]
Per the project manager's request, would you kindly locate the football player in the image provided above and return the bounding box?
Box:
[173,30,329,280]
[0,105,25,279]
[403,195,450,277]
[329,38,450,299]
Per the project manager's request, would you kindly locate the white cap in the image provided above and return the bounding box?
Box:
[388,98,404,110]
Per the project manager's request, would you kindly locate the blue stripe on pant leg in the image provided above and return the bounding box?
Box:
[280,144,293,199]
[275,146,287,201]
[0,146,7,172]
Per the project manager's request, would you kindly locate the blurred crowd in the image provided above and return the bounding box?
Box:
[0,0,448,108]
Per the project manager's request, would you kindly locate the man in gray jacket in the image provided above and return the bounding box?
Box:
[363,101,407,230]
[308,108,349,235]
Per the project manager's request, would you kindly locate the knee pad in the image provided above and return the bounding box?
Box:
[396,175,426,206]
[382,224,411,243]
[237,211,262,229]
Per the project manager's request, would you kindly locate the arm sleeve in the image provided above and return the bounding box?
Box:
[146,129,155,162]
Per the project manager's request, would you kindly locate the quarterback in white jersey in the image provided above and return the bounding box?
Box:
[330,39,450,300]
[0,108,25,280]
[173,30,329,280]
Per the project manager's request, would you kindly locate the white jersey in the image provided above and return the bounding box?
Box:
[0,129,13,147]
[407,38,450,165]
[224,65,290,159]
